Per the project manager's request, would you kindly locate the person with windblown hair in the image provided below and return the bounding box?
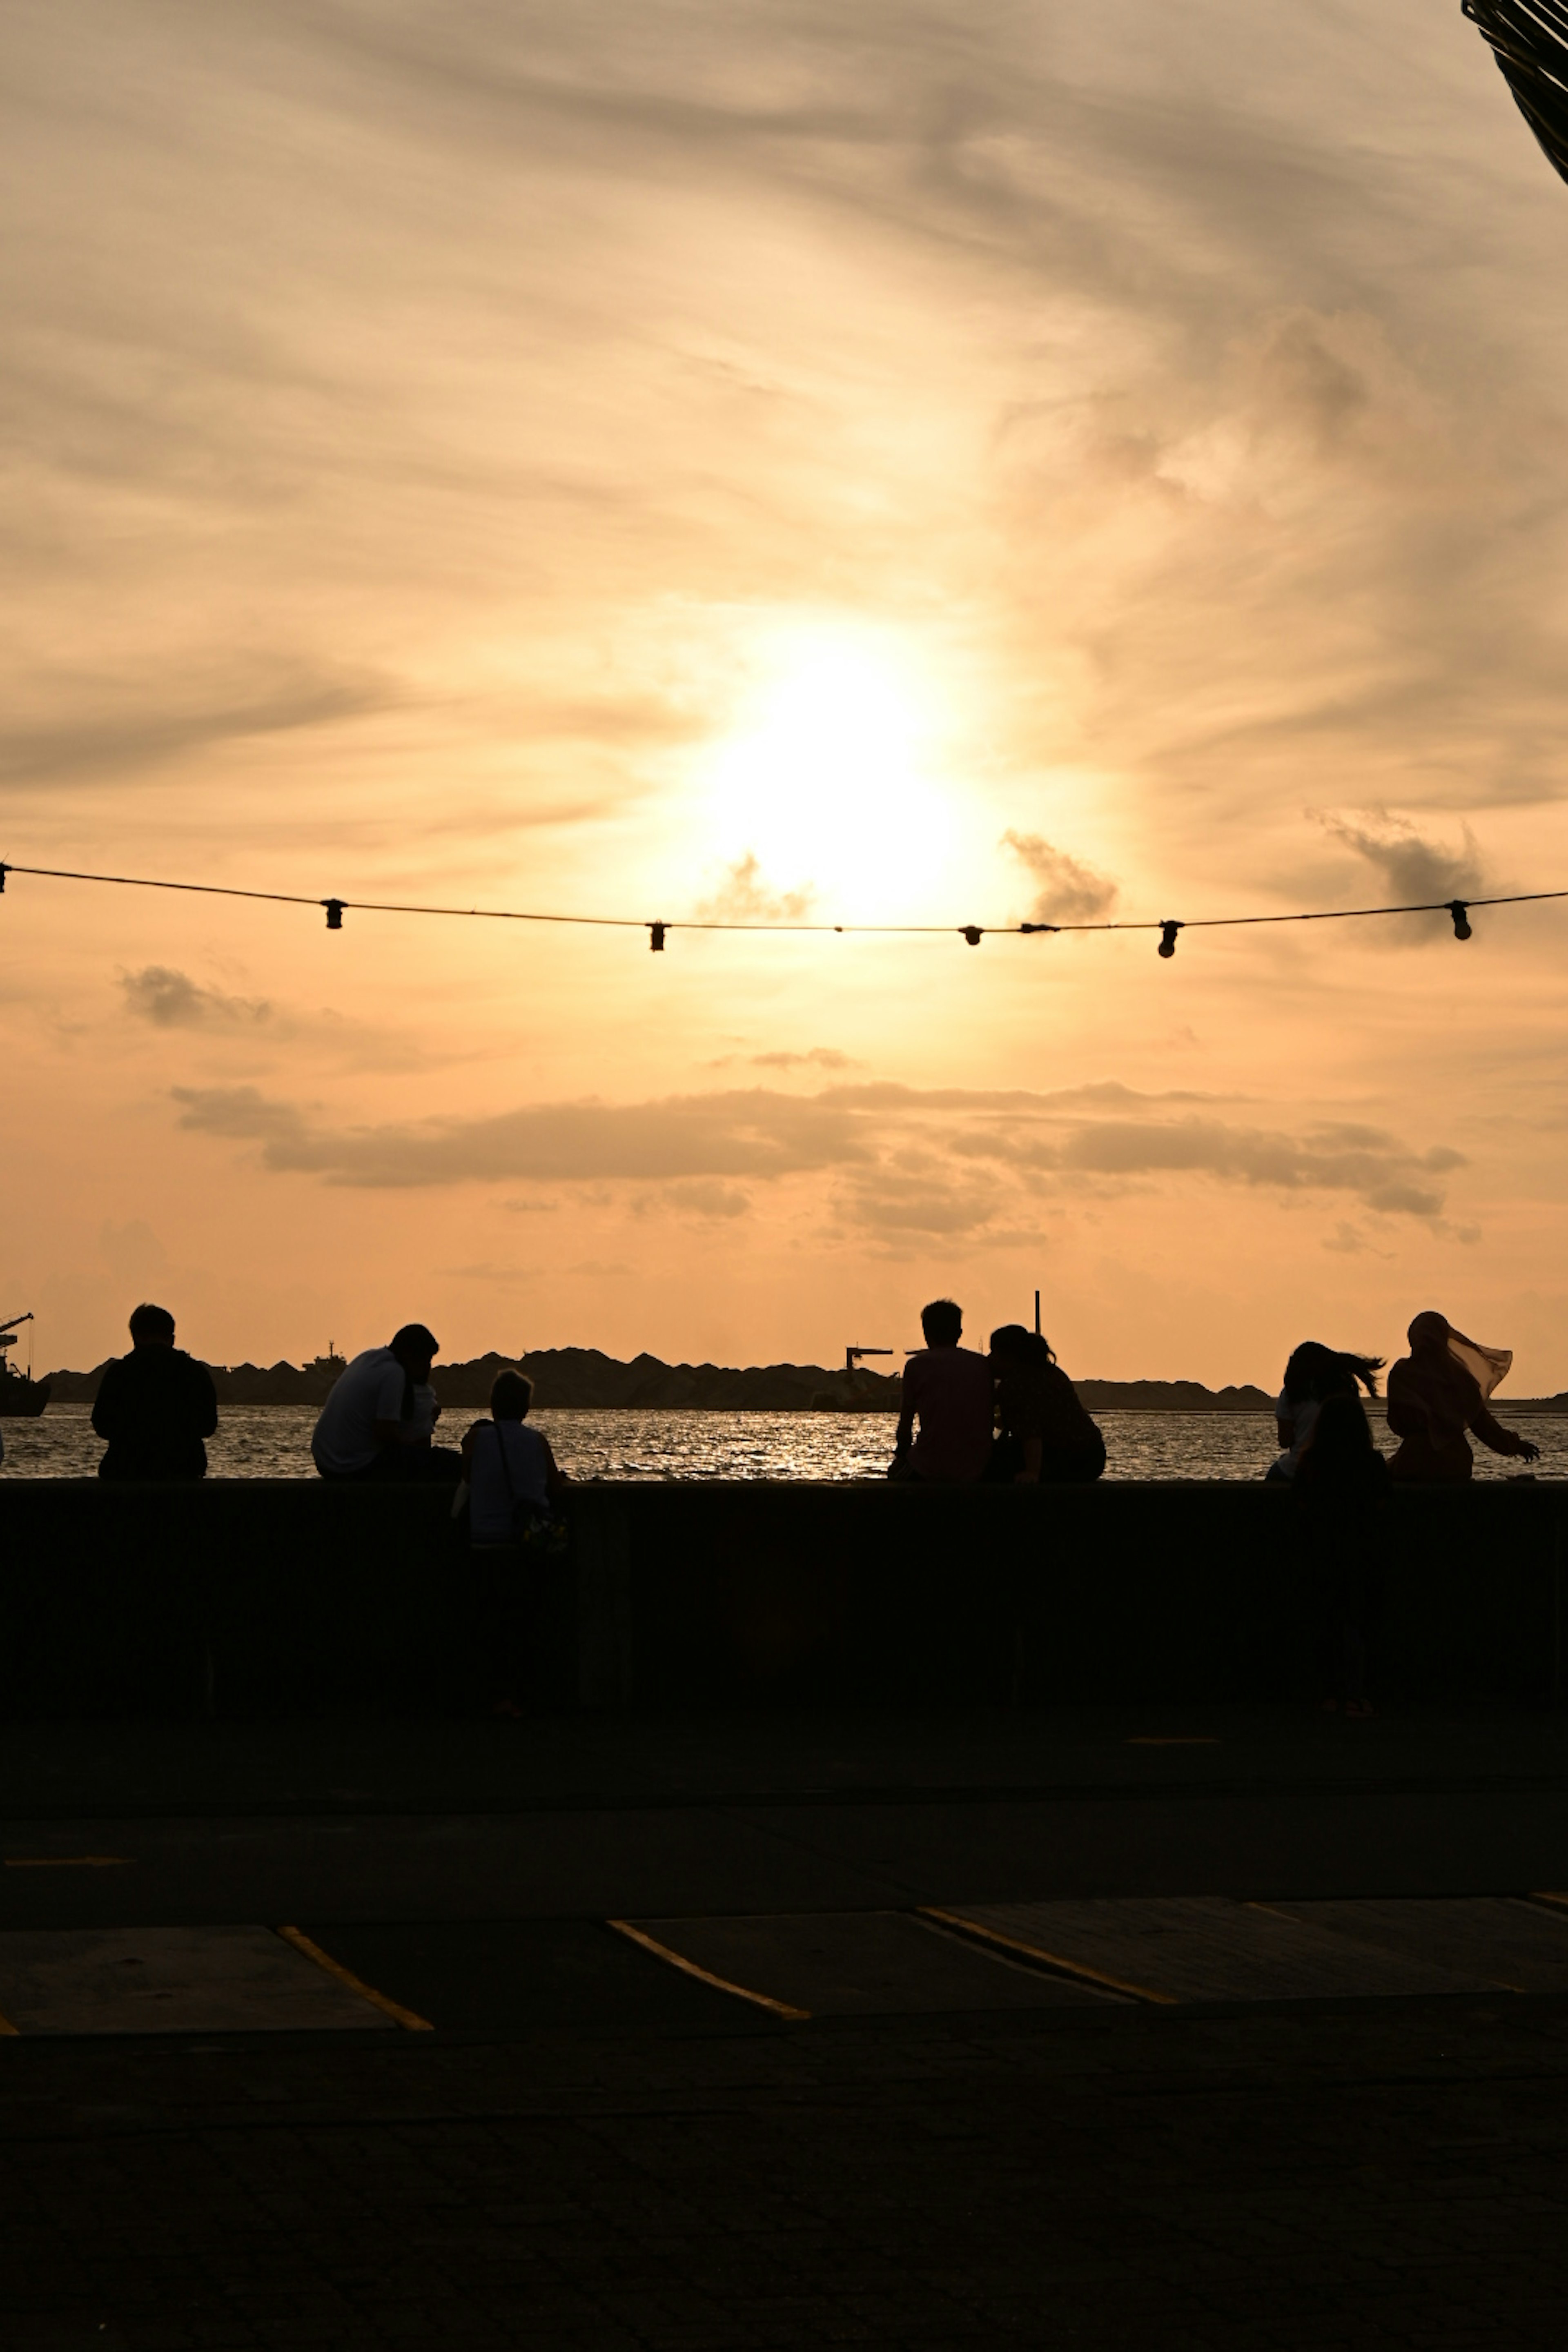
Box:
[1267,1341,1385,1483]
[1385,1311,1540,1483]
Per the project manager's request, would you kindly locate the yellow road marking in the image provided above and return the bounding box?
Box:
[918,1907,1172,2005]
[275,1927,433,2031]
[606,1920,811,2019]
[4,1856,132,1868]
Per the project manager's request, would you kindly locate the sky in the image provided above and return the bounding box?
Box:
[6,0,1568,1389]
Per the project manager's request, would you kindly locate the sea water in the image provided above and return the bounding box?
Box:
[3,1402,1565,1481]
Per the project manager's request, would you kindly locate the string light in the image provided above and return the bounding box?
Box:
[1,857,1565,952]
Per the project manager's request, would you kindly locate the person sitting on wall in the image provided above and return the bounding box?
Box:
[1267,1341,1385,1483]
[92,1303,218,1481]
[461,1369,568,1545]
[987,1325,1106,1484]
[310,1323,464,1482]
[1385,1310,1540,1483]
[459,1369,569,1717]
[889,1298,995,1483]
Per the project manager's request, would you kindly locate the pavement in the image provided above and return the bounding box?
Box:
[2,1702,1567,2349]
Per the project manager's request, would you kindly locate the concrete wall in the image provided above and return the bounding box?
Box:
[0,1478,1561,1717]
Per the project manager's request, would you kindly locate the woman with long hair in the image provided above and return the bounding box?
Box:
[987,1325,1105,1484]
[1385,1312,1540,1483]
[1267,1341,1384,1483]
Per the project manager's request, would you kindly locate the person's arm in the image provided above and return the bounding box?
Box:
[1276,1412,1294,1450]
[1016,1437,1042,1484]
[459,1419,488,1466]
[893,1366,917,1457]
[1471,1407,1541,1463]
[193,1364,218,1439]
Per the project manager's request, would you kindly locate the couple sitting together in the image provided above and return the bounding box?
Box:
[311,1324,566,1541]
[889,1298,1105,1486]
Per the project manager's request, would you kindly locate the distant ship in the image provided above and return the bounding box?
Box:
[0,1311,49,1417]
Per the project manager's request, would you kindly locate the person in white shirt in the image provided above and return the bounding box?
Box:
[311,1323,462,1481]
[461,1369,567,1543]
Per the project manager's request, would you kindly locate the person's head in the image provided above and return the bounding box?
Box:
[989,1323,1056,1368]
[1408,1310,1451,1355]
[390,1322,439,1378]
[1283,1341,1384,1402]
[128,1302,176,1349]
[1297,1390,1378,1484]
[491,1369,534,1422]
[920,1298,963,1348]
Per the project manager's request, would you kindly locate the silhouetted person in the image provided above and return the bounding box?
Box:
[987,1325,1105,1483]
[1386,1310,1540,1483]
[311,1323,463,1482]
[1295,1390,1391,1716]
[460,1370,569,1716]
[461,1370,568,1544]
[1267,1342,1385,1483]
[889,1299,994,1482]
[92,1303,218,1481]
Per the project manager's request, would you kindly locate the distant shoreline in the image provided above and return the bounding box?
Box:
[36,1345,1568,1415]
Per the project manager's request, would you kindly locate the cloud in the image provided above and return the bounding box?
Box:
[118,968,439,1072]
[1044,1117,1463,1219]
[122,967,271,1029]
[171,1083,870,1186]
[0,662,390,787]
[1323,1222,1392,1258]
[1001,832,1119,924]
[169,1076,1466,1225]
[747,1047,857,1070]
[695,854,815,923]
[645,1178,751,1218]
[1314,811,1486,933]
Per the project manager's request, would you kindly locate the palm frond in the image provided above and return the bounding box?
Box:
[1464,0,1568,185]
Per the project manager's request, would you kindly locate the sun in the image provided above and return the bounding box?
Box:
[699,623,956,919]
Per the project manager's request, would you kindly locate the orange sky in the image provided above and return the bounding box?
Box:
[6,0,1568,1389]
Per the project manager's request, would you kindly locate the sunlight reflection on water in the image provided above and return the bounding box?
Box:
[2,1403,1565,1481]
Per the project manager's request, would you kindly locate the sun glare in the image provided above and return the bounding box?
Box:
[701,625,955,919]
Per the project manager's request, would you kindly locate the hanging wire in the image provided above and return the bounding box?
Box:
[0,857,1564,951]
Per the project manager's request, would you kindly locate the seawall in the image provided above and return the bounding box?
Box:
[0,1479,1561,1718]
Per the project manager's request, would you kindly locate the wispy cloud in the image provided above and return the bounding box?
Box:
[694,853,815,923]
[1314,809,1486,933]
[122,967,271,1030]
[0,662,390,787]
[169,1076,1466,1226]
[1001,831,1118,924]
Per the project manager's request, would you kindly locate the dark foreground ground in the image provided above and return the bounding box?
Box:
[2,1702,1567,2350]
